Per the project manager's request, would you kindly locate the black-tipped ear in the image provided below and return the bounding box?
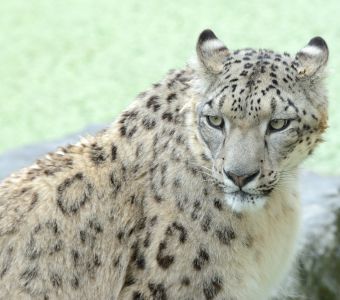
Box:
[196,29,229,74]
[295,36,329,79]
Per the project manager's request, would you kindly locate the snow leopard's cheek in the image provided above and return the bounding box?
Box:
[197,114,225,158]
[266,127,300,166]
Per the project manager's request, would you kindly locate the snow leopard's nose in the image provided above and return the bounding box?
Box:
[224,169,260,188]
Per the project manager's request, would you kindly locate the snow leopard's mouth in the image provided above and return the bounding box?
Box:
[230,190,261,202]
[229,191,252,199]
[224,190,268,212]
[229,188,273,199]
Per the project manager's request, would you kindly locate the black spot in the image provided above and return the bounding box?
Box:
[193,248,210,271]
[144,232,151,248]
[311,114,318,121]
[70,276,79,289]
[111,144,117,160]
[136,255,146,270]
[46,219,60,235]
[117,230,124,242]
[142,117,156,130]
[33,223,41,233]
[172,222,188,243]
[165,225,173,236]
[120,125,127,136]
[203,188,208,196]
[128,126,138,138]
[156,242,175,269]
[166,93,177,103]
[123,273,136,287]
[132,291,145,300]
[172,178,181,189]
[29,193,39,211]
[201,215,211,232]
[56,173,93,215]
[216,226,236,245]
[89,218,103,233]
[148,282,168,300]
[0,246,13,279]
[50,239,63,254]
[114,255,121,267]
[25,235,41,260]
[191,201,202,220]
[71,249,80,267]
[20,266,38,287]
[130,241,140,263]
[154,194,163,203]
[136,217,146,231]
[203,276,223,299]
[50,272,62,288]
[93,254,101,267]
[120,110,138,123]
[157,254,174,269]
[90,143,107,164]
[213,199,223,210]
[150,216,158,226]
[240,70,248,76]
[162,112,173,122]
[79,230,86,243]
[181,277,191,286]
[110,173,121,195]
[146,96,161,112]
[218,85,229,96]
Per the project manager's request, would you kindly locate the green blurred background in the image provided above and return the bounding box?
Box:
[0,0,339,174]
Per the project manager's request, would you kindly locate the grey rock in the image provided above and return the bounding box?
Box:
[297,171,340,300]
[0,124,106,180]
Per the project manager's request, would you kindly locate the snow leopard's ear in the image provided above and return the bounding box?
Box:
[295,37,329,79]
[196,29,229,75]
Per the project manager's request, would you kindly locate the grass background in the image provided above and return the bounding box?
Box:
[0,0,339,174]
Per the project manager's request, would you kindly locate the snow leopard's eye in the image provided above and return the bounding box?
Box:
[206,115,224,129]
[268,119,291,132]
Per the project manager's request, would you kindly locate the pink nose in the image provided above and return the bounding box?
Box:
[224,170,260,188]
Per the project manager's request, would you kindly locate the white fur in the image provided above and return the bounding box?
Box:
[300,45,323,57]
[201,38,225,52]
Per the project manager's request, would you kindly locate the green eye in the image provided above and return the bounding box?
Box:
[268,119,290,132]
[207,115,224,129]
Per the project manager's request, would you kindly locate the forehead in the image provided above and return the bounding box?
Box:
[209,49,300,120]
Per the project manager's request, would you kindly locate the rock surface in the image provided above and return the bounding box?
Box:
[296,172,340,300]
[0,125,339,299]
[0,124,104,180]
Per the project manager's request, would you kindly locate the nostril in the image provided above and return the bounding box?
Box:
[243,170,260,186]
[224,170,260,188]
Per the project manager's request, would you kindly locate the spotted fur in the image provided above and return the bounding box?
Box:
[0,30,329,299]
